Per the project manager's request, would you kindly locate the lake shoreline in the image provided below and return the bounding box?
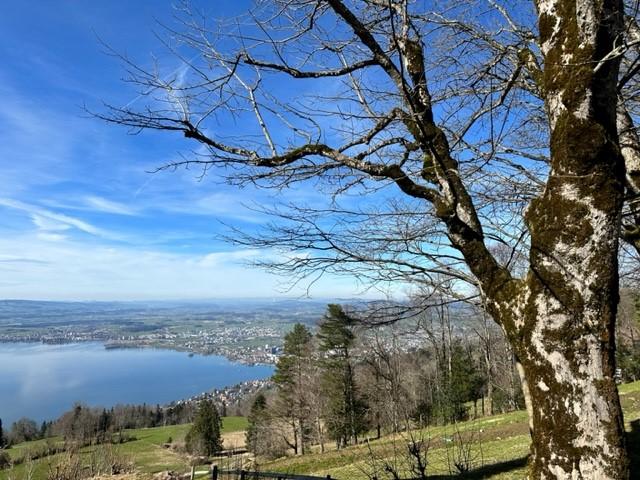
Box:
[0,342,274,425]
[0,338,276,367]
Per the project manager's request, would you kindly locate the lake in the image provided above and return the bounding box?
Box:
[0,342,273,425]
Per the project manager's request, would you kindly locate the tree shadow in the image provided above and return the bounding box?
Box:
[628,419,640,477]
[424,421,639,479]
[382,422,640,479]
[426,456,529,479]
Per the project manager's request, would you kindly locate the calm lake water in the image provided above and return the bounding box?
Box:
[0,342,273,425]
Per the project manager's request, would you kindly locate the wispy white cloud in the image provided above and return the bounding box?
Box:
[0,255,50,265]
[0,232,361,300]
[141,191,263,223]
[199,249,262,267]
[83,196,139,216]
[36,232,68,242]
[0,78,81,195]
[0,198,113,239]
[31,214,71,232]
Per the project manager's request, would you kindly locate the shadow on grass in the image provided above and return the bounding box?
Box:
[424,420,640,479]
[628,419,640,478]
[427,456,528,479]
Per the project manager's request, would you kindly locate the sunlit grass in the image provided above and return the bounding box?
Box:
[3,383,640,480]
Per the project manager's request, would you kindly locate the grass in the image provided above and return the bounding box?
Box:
[257,412,532,479]
[259,381,640,479]
[3,438,62,462]
[0,417,247,480]
[2,383,640,480]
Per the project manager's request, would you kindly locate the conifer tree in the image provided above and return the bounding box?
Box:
[185,399,223,457]
[0,417,4,448]
[272,323,314,454]
[435,341,485,423]
[245,393,268,455]
[317,304,368,448]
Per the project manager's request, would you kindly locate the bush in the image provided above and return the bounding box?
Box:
[0,450,11,469]
[492,387,525,414]
[88,444,133,476]
[111,432,136,444]
[46,451,82,480]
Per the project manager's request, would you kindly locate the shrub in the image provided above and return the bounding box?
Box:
[0,450,11,469]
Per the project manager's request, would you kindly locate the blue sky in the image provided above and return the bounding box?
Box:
[0,1,367,300]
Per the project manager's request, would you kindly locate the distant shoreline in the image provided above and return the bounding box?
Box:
[0,341,274,426]
[0,338,277,366]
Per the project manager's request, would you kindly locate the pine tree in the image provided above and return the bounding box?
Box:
[272,323,314,454]
[0,417,4,448]
[245,393,268,455]
[317,304,368,448]
[185,399,223,457]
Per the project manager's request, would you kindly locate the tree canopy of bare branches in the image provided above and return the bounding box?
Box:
[100,1,640,478]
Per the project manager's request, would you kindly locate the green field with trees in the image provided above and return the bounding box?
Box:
[255,379,640,479]
[0,417,247,480]
[1,382,640,479]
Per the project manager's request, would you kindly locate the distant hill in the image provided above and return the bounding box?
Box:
[0,299,333,327]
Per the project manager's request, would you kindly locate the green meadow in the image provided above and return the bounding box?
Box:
[2,384,640,479]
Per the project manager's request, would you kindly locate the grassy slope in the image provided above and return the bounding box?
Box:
[3,383,640,480]
[0,417,247,480]
[260,381,640,479]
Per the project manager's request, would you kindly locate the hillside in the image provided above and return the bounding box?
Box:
[2,382,640,479]
[0,418,247,480]
[260,381,640,479]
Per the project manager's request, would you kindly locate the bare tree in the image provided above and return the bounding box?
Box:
[100,0,637,477]
[359,325,409,436]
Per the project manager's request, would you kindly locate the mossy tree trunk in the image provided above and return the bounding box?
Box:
[488,1,628,477]
[427,0,629,476]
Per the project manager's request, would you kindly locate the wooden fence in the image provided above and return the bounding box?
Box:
[211,466,334,480]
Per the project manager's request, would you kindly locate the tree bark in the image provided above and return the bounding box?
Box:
[495,1,629,477]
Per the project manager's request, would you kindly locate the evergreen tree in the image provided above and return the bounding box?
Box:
[317,304,368,448]
[432,341,486,423]
[272,323,314,454]
[185,399,223,457]
[245,393,268,455]
[154,404,163,426]
[97,409,110,442]
[0,417,4,448]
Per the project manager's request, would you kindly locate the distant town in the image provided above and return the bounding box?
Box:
[173,378,273,414]
[0,299,329,365]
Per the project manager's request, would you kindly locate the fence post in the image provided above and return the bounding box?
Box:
[240,469,246,480]
[211,465,218,480]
